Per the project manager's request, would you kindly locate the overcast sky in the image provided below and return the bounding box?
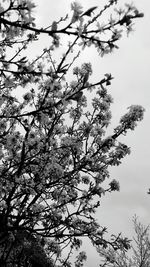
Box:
[34,0,150,265]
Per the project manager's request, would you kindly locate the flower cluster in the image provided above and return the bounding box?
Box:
[109,179,120,191]
[71,2,83,23]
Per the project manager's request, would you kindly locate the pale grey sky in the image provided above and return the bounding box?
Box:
[34,0,150,265]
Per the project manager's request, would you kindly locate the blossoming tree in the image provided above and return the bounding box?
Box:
[0,0,144,266]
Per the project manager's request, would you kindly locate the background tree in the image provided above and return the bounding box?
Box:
[0,0,144,266]
[98,216,150,267]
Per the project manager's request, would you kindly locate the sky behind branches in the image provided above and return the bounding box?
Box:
[33,0,150,265]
